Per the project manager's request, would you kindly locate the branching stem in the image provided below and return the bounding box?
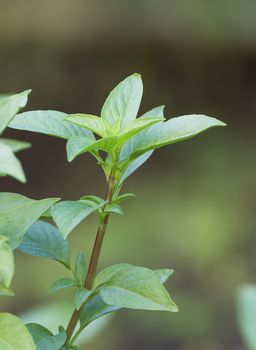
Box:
[64,168,117,346]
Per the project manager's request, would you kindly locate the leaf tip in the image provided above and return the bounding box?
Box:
[25,89,32,95]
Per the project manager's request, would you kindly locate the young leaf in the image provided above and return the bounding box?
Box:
[104,204,123,215]
[117,116,164,145]
[101,73,143,130]
[0,143,26,182]
[66,135,118,161]
[0,193,59,249]
[141,105,165,118]
[80,195,105,206]
[48,278,78,294]
[26,323,53,344]
[65,114,112,137]
[80,294,120,328]
[9,110,94,140]
[0,313,36,350]
[0,90,31,134]
[18,220,70,267]
[154,269,174,284]
[36,332,66,350]
[99,265,178,312]
[0,236,14,290]
[51,200,102,238]
[115,105,165,184]
[0,138,31,152]
[74,288,92,310]
[74,253,87,286]
[118,150,153,185]
[112,193,136,204]
[120,114,226,161]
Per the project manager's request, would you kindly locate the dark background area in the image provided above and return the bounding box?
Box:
[1,1,256,349]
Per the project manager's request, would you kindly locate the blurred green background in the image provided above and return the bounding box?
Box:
[1,1,256,349]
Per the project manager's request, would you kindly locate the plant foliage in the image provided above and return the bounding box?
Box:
[0,74,225,349]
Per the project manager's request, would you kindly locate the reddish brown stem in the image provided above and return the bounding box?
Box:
[64,170,116,346]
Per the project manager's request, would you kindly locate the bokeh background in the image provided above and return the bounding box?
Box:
[1,1,256,349]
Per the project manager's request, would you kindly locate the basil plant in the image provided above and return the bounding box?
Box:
[0,74,225,349]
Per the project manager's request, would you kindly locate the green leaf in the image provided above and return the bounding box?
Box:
[9,110,94,140]
[116,105,165,184]
[104,204,123,215]
[66,135,117,162]
[101,73,143,130]
[0,90,31,135]
[48,278,78,294]
[80,195,105,206]
[26,323,53,344]
[0,193,59,249]
[117,116,164,145]
[0,313,36,350]
[118,151,153,185]
[65,114,112,137]
[99,265,178,312]
[93,264,131,289]
[154,269,174,284]
[80,294,120,328]
[51,200,102,238]
[0,138,31,152]
[37,332,66,350]
[74,253,86,285]
[74,288,92,310]
[121,114,226,161]
[18,220,70,267]
[93,264,171,290]
[112,193,136,204]
[141,105,165,118]
[0,143,26,182]
[237,285,256,350]
[0,236,14,290]
[0,283,14,296]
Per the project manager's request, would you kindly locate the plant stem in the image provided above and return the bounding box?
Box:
[64,169,116,346]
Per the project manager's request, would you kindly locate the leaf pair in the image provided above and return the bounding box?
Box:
[0,90,31,182]
[78,264,176,332]
[93,263,177,312]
